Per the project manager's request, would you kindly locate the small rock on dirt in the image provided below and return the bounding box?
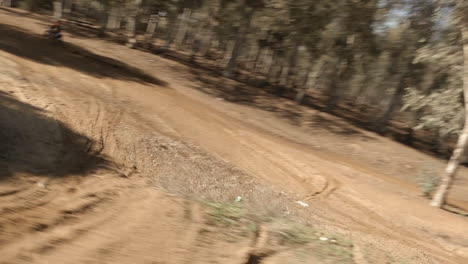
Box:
[296,201,309,207]
[37,179,49,189]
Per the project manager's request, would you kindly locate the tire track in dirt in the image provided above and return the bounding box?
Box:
[125,88,333,200]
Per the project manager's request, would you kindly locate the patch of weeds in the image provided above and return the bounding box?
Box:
[277,225,316,245]
[202,201,256,243]
[279,229,354,263]
[276,223,353,263]
[201,202,354,263]
[222,232,241,243]
[388,255,412,264]
[293,248,312,263]
[314,233,353,263]
[203,202,246,227]
[247,220,259,234]
[417,165,440,198]
[315,241,353,264]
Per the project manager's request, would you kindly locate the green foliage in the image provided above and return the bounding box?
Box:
[203,202,246,227]
[403,87,464,136]
[276,224,354,263]
[403,34,464,136]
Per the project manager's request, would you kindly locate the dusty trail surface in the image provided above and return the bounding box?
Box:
[0,9,468,264]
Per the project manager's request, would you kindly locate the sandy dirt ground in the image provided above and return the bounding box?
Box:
[0,8,468,264]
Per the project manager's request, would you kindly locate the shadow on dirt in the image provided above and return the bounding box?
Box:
[0,7,51,22]
[0,91,107,180]
[0,23,167,87]
[184,67,373,140]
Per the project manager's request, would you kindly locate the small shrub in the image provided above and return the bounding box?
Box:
[203,202,246,227]
[417,166,440,198]
[277,225,316,245]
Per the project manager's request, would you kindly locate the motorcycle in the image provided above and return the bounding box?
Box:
[43,29,63,42]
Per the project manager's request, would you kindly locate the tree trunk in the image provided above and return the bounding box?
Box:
[186,22,200,52]
[266,50,279,80]
[223,12,252,77]
[106,7,121,30]
[164,18,177,48]
[96,6,108,37]
[53,1,63,19]
[63,0,72,18]
[430,26,468,208]
[326,59,347,112]
[285,43,300,87]
[223,36,243,77]
[197,29,212,57]
[373,78,405,134]
[126,16,137,37]
[279,62,289,86]
[252,46,264,73]
[295,56,326,104]
[219,40,235,68]
[274,56,287,94]
[174,8,192,49]
[0,0,11,7]
[279,47,297,87]
[373,53,410,133]
[125,16,137,48]
[271,54,285,85]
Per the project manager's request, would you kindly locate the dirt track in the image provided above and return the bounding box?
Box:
[1,8,468,264]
